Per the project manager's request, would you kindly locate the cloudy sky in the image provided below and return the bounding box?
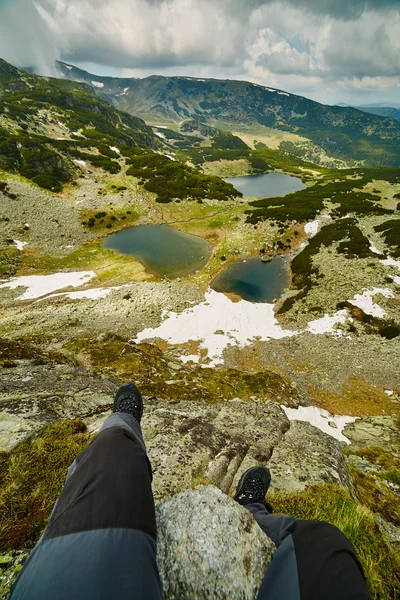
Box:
[1,0,400,105]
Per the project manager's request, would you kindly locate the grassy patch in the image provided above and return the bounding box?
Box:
[64,335,298,406]
[0,420,92,550]
[270,483,400,599]
[80,205,140,232]
[350,466,400,527]
[0,247,21,278]
[309,377,399,417]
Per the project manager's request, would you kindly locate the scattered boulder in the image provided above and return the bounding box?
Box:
[156,486,275,600]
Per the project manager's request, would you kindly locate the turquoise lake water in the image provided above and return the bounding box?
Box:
[211,256,289,303]
[103,224,212,278]
[224,173,306,197]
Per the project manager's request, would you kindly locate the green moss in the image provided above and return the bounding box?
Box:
[271,483,400,599]
[350,466,400,526]
[0,420,92,550]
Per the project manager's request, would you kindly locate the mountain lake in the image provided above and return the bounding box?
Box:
[224,172,306,197]
[211,255,290,303]
[103,224,212,278]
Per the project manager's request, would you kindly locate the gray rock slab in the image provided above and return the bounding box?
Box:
[343,416,400,452]
[156,486,275,600]
[0,362,116,451]
[268,420,354,493]
[87,399,290,501]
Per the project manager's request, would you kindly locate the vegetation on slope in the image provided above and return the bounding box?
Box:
[0,59,239,201]
[57,61,400,168]
[0,420,92,549]
[246,168,398,226]
[277,218,378,314]
[126,151,240,202]
[374,219,400,258]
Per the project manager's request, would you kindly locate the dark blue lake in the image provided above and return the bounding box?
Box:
[103,224,212,278]
[211,256,289,303]
[224,173,306,197]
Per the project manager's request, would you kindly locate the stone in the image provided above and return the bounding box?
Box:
[343,416,400,452]
[0,362,116,451]
[268,421,354,493]
[87,398,290,502]
[375,517,400,567]
[156,486,275,600]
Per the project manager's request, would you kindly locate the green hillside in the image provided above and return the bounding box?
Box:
[56,61,400,168]
[0,59,238,201]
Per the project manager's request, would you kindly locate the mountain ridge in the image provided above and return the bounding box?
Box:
[55,60,400,168]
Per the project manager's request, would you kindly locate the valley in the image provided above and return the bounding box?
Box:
[0,58,399,597]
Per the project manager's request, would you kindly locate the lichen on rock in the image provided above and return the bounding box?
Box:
[156,486,275,600]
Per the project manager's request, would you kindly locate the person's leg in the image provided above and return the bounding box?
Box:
[10,383,162,600]
[235,467,371,600]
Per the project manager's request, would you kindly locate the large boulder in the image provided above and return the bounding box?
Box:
[156,486,275,600]
[268,421,354,493]
[343,416,400,452]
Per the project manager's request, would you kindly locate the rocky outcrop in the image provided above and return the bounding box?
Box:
[268,421,355,493]
[0,362,116,451]
[343,416,400,452]
[156,486,275,600]
[87,398,355,501]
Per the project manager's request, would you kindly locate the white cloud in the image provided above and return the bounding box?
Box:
[1,0,399,104]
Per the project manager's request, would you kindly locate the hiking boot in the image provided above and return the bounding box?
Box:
[234,466,273,511]
[113,382,143,423]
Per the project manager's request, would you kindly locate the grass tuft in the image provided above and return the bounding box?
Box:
[0,420,92,550]
[271,483,400,599]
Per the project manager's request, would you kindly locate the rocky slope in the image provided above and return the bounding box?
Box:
[56,60,400,167]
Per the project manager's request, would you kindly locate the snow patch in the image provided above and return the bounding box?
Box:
[74,159,86,167]
[135,290,298,367]
[65,65,73,70]
[281,405,357,444]
[304,220,320,237]
[110,146,120,154]
[155,131,166,139]
[277,91,290,96]
[385,390,394,396]
[91,81,104,88]
[13,240,27,251]
[40,288,113,301]
[0,271,95,300]
[179,354,200,364]
[349,288,394,318]
[306,310,349,336]
[369,241,381,255]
